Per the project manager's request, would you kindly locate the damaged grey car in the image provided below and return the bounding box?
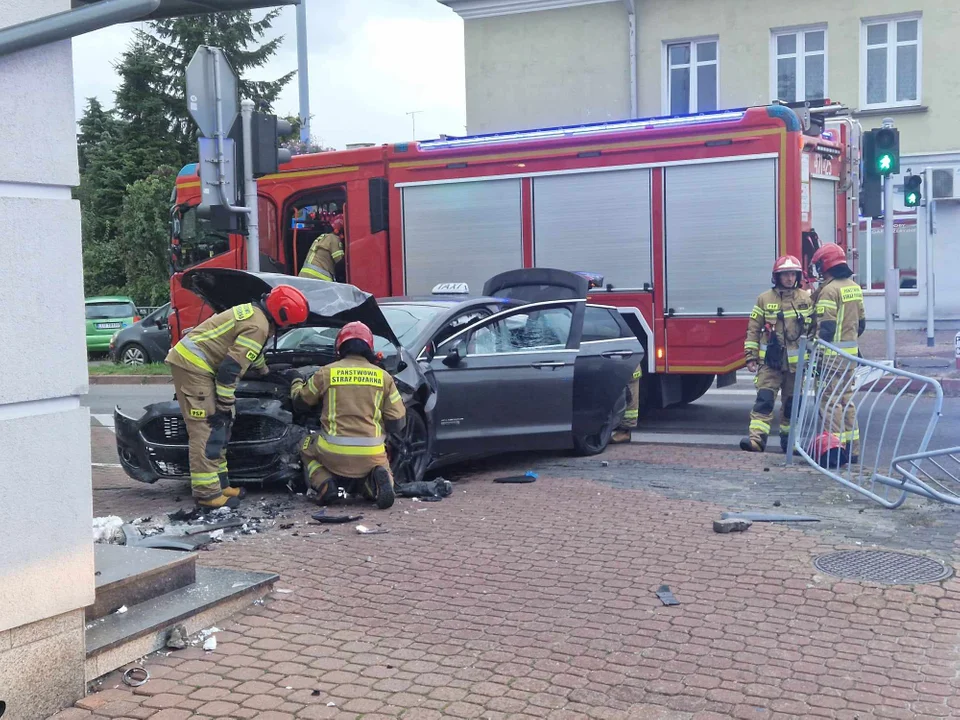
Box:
[114,268,645,490]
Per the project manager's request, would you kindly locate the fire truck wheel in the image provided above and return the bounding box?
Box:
[679,374,715,405]
[572,389,626,456]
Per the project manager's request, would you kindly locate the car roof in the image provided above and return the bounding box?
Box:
[379,295,514,308]
[85,296,135,304]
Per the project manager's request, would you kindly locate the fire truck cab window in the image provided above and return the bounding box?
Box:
[176,206,229,269]
[284,187,347,276]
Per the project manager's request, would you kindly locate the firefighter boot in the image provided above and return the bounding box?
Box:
[364,466,395,510]
[196,493,241,510]
[611,429,632,444]
[740,437,765,452]
[309,478,339,507]
[218,467,247,499]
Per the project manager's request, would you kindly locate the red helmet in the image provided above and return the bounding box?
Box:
[264,285,309,328]
[335,321,374,354]
[772,254,803,286]
[331,214,344,235]
[811,244,847,275]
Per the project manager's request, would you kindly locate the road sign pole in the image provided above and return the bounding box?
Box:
[296,0,310,145]
[882,118,897,363]
[241,98,260,272]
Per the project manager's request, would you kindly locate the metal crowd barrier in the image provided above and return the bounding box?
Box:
[786,336,949,508]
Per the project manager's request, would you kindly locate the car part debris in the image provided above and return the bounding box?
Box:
[203,636,217,651]
[312,511,364,524]
[396,479,453,499]
[121,524,214,551]
[168,507,202,523]
[166,625,187,650]
[122,667,149,687]
[356,525,389,535]
[182,519,244,536]
[93,516,125,544]
[311,690,321,697]
[494,471,538,484]
[115,605,128,614]
[656,585,680,606]
[713,518,753,534]
[720,512,820,523]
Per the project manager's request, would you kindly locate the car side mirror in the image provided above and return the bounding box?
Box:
[423,341,437,362]
[442,342,464,368]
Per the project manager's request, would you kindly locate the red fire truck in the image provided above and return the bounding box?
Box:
[169,103,854,408]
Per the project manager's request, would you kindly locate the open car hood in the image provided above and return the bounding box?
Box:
[181,268,401,347]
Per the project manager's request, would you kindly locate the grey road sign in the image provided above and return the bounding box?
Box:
[186,45,239,138]
[198,137,237,206]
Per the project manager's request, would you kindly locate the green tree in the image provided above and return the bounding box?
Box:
[141,10,295,155]
[117,167,178,305]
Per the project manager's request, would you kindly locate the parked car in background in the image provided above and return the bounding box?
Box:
[85,296,139,355]
[110,303,172,365]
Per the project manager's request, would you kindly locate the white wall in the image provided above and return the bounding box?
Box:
[0,0,94,633]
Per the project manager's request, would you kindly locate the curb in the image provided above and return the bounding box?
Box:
[89,375,172,385]
[861,377,960,397]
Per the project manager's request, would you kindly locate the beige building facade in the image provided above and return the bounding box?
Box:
[440,0,960,325]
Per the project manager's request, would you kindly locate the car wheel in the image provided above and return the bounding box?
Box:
[573,389,627,456]
[119,343,148,366]
[388,408,430,485]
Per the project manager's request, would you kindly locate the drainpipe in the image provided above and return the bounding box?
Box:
[0,0,161,58]
[624,0,637,118]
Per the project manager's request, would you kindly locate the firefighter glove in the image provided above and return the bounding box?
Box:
[205,410,233,460]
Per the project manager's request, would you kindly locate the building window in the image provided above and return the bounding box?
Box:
[858,217,918,291]
[664,39,718,115]
[772,28,826,102]
[861,15,921,109]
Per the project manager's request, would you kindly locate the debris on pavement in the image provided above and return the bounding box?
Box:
[275,588,294,594]
[494,471,539,484]
[93,516,125,544]
[121,667,149,687]
[721,512,820,523]
[356,525,389,535]
[312,510,364,524]
[115,605,128,614]
[713,517,753,534]
[165,625,187,650]
[203,635,217,651]
[655,585,680,606]
[396,478,454,500]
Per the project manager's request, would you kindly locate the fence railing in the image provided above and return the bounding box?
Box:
[786,336,949,508]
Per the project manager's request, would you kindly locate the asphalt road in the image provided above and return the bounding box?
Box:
[84,376,959,463]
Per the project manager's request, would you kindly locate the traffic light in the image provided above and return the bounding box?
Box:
[863,127,900,177]
[860,172,882,218]
[903,173,923,208]
[249,112,293,177]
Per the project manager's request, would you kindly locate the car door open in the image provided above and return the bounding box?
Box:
[429,299,585,461]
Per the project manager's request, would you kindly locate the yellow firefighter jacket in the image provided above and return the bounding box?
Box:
[166,303,271,409]
[810,277,865,355]
[290,355,406,458]
[299,233,343,281]
[744,287,813,371]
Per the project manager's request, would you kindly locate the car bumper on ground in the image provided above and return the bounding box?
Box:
[114,398,306,486]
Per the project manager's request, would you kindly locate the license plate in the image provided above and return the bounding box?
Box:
[96,322,122,330]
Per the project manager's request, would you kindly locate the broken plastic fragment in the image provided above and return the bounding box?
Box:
[203,636,217,651]
[275,588,293,594]
[355,525,388,535]
[115,605,128,614]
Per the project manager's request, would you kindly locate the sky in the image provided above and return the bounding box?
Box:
[70,0,467,150]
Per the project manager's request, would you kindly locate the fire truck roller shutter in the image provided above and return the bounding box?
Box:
[811,178,838,244]
[665,158,778,315]
[532,169,652,289]
[401,179,522,295]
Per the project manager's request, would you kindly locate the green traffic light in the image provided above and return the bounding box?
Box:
[905,192,919,206]
[878,154,893,173]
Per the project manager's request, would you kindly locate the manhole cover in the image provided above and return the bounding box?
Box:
[814,550,953,585]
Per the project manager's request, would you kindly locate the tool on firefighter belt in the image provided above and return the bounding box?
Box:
[764,321,783,371]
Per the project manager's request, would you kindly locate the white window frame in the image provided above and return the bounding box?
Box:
[859,13,922,110]
[661,37,719,116]
[770,25,828,103]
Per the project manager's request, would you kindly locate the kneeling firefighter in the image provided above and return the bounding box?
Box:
[291,322,406,509]
[740,255,812,453]
[299,213,344,282]
[167,285,310,508]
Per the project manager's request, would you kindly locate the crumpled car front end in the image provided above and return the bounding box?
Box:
[114,397,306,486]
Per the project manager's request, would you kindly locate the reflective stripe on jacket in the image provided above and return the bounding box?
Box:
[299,233,343,281]
[743,287,812,368]
[811,278,865,356]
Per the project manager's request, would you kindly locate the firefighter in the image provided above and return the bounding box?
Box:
[612,364,643,443]
[740,255,812,453]
[810,243,866,463]
[299,214,344,282]
[290,322,406,509]
[166,285,310,508]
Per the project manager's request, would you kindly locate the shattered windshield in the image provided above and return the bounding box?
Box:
[275,303,445,356]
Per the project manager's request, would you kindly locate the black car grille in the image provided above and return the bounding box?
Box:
[141,413,287,445]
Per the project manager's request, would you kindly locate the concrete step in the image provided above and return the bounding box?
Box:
[85,564,277,682]
[89,545,196,622]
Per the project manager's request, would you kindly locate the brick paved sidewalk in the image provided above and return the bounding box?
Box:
[60,440,960,719]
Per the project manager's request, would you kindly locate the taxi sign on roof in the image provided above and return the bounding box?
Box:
[432,282,470,295]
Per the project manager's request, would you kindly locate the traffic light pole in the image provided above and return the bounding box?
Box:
[241,98,260,272]
[882,117,896,362]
